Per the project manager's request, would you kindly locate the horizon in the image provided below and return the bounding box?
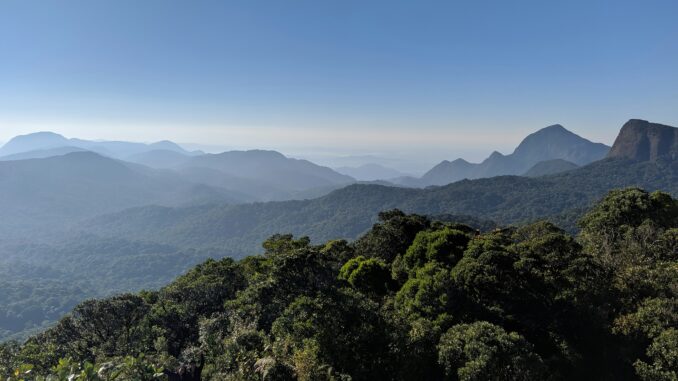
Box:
[2,0,677,165]
[0,119,628,174]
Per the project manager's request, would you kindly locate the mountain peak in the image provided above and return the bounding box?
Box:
[607,119,678,162]
[512,124,609,165]
[541,124,567,132]
[0,131,70,156]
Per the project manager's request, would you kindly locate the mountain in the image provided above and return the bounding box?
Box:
[0,152,246,236]
[523,159,579,177]
[0,132,193,160]
[2,119,676,343]
[335,163,406,181]
[179,150,355,192]
[420,124,610,186]
[0,146,88,161]
[0,132,70,156]
[81,121,678,255]
[125,149,191,169]
[607,119,678,161]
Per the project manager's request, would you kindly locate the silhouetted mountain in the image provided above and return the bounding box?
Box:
[523,159,579,177]
[0,132,193,159]
[420,125,610,186]
[607,119,678,161]
[335,163,405,181]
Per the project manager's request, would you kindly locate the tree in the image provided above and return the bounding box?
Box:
[338,256,391,295]
[578,188,678,267]
[392,227,470,280]
[437,321,546,381]
[352,210,430,263]
[634,329,678,381]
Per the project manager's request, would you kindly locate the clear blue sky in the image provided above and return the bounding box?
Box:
[0,0,676,166]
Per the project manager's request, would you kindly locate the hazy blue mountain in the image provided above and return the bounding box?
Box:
[607,119,678,161]
[420,125,610,186]
[0,152,247,236]
[81,156,676,256]
[125,149,192,169]
[523,159,579,177]
[335,163,406,181]
[2,119,676,342]
[0,146,87,161]
[180,150,355,192]
[0,132,193,159]
[79,120,677,256]
[174,166,283,202]
[0,132,70,156]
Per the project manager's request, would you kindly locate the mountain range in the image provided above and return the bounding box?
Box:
[0,131,194,159]
[0,118,676,341]
[414,124,610,186]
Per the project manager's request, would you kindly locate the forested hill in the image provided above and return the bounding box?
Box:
[82,156,678,256]
[2,188,676,380]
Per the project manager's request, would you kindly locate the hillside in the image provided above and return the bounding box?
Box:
[0,152,245,236]
[335,163,405,181]
[125,149,191,169]
[179,150,355,193]
[420,124,609,185]
[524,159,579,177]
[81,156,678,255]
[3,188,676,380]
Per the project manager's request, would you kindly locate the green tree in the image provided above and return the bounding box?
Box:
[352,210,430,263]
[437,321,546,381]
[338,256,391,295]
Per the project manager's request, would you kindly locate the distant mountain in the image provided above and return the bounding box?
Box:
[179,150,355,192]
[420,124,610,186]
[523,159,579,177]
[0,132,70,156]
[0,132,193,159]
[335,163,405,181]
[0,152,245,236]
[126,149,191,169]
[607,119,678,161]
[82,156,677,255]
[80,120,677,255]
[0,146,87,161]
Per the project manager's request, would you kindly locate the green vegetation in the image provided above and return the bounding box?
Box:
[83,157,678,254]
[1,187,675,380]
[1,154,674,341]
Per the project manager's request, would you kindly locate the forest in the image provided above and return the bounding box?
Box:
[0,187,676,381]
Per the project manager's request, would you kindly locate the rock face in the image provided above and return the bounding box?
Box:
[607,119,678,162]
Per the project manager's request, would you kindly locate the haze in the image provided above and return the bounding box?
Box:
[1,0,677,167]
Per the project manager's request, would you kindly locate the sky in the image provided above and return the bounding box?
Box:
[0,0,677,170]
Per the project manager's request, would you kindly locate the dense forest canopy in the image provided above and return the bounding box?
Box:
[1,187,676,380]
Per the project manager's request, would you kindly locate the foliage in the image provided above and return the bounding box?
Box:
[437,321,546,381]
[1,187,676,381]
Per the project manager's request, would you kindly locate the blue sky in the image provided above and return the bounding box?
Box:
[0,0,676,167]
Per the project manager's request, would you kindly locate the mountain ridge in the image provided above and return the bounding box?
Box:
[418,124,610,186]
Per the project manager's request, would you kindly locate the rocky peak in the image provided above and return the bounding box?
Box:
[607,119,678,161]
